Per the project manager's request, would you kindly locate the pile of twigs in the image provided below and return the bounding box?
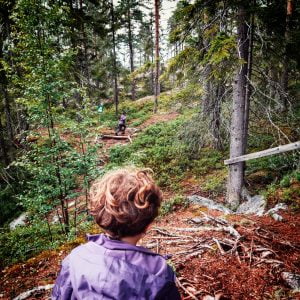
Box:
[144,212,298,299]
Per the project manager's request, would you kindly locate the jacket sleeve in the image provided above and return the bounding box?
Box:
[51,256,73,300]
[155,281,181,300]
[155,265,181,300]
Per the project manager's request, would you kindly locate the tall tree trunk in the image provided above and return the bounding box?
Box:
[243,2,255,153]
[0,119,9,166]
[227,5,250,208]
[201,65,212,116]
[211,83,224,151]
[280,0,293,111]
[2,87,14,142]
[127,6,136,101]
[153,0,160,113]
[110,0,119,115]
[0,40,14,142]
[150,12,155,95]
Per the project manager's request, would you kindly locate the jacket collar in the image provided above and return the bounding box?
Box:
[87,233,159,256]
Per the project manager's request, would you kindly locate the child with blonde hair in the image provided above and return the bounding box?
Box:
[52,168,180,299]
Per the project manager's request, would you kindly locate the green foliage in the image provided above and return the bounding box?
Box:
[280,170,300,188]
[162,47,201,83]
[0,184,23,226]
[108,114,225,190]
[98,99,153,129]
[0,221,63,268]
[204,33,236,65]
[202,170,227,196]
[9,127,100,237]
[0,218,93,268]
[160,195,187,216]
[108,118,186,188]
[246,153,299,178]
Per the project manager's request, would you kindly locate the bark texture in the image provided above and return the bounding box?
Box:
[227,5,250,208]
[127,6,136,101]
[110,0,119,115]
[153,0,160,113]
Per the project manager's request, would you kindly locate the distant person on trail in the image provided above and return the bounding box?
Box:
[116,111,126,135]
[52,168,180,300]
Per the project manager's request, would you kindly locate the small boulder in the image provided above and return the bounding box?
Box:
[9,213,28,230]
[186,196,232,214]
[281,272,300,290]
[236,195,265,216]
[265,203,288,221]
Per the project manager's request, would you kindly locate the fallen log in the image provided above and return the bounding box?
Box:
[103,135,126,139]
[101,134,131,140]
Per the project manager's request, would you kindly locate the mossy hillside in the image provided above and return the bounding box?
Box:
[107,117,226,192]
[97,98,153,129]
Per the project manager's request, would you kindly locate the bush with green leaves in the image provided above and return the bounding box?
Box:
[160,195,187,216]
[246,153,300,182]
[98,99,153,129]
[0,221,64,268]
[108,119,187,188]
[0,183,23,226]
[108,117,225,190]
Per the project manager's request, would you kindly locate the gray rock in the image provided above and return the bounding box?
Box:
[270,213,283,222]
[52,215,59,224]
[9,212,28,230]
[236,195,266,216]
[265,203,288,221]
[281,272,300,290]
[190,217,204,224]
[187,195,232,214]
[173,103,182,112]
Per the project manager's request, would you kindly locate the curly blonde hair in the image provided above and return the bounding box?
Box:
[89,168,162,238]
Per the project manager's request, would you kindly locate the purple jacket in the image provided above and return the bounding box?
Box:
[52,234,180,300]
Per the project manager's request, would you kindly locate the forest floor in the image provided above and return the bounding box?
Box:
[1,112,300,300]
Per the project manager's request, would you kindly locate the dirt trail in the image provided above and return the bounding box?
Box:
[1,112,300,299]
[138,112,179,129]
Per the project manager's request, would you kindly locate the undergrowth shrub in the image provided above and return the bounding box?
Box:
[160,195,187,216]
[159,84,203,111]
[0,218,93,268]
[0,222,64,268]
[177,104,231,156]
[0,184,23,227]
[202,169,227,196]
[246,152,300,180]
[108,119,187,188]
[98,99,153,129]
[108,118,225,191]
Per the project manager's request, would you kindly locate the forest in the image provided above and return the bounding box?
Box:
[0,0,300,299]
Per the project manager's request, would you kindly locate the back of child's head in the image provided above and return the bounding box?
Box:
[89,168,162,238]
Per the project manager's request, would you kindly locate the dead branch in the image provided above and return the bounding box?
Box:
[176,278,198,300]
[213,238,226,255]
[151,227,182,237]
[13,284,54,300]
[249,238,254,267]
